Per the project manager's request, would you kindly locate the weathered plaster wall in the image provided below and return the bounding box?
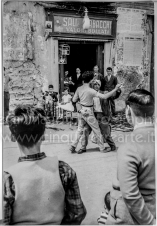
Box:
[3,1,52,111]
[111,8,152,111]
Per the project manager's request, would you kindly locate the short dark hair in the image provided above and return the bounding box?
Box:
[7,105,46,148]
[82,71,94,83]
[106,67,112,71]
[48,84,53,89]
[64,87,70,93]
[125,89,154,118]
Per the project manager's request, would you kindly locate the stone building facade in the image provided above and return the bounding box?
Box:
[3,1,154,112]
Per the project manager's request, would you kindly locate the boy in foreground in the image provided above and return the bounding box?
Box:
[101,89,156,225]
[3,105,86,225]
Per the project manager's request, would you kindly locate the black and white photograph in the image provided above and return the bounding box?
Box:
[2,0,156,225]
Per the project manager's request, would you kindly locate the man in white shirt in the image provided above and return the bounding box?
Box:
[79,79,116,153]
[70,71,121,154]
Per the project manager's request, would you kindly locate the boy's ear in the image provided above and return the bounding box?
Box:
[10,134,16,142]
[126,105,131,116]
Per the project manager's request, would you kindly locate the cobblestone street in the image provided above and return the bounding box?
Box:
[3,123,130,225]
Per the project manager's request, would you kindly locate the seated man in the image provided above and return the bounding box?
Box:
[104,89,156,225]
[3,105,86,225]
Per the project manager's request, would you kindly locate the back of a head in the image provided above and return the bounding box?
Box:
[106,67,112,71]
[7,105,46,148]
[49,84,53,89]
[125,89,154,118]
[82,71,94,83]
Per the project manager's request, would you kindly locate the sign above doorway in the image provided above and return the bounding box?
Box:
[46,12,117,40]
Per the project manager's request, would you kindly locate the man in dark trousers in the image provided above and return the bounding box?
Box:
[104,67,118,116]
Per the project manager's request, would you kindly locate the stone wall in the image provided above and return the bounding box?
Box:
[112,7,153,111]
[3,1,49,111]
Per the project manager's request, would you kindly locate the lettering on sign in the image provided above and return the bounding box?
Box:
[54,16,112,36]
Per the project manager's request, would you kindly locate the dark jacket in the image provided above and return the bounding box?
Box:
[43,91,58,102]
[104,75,118,92]
[99,91,111,121]
[75,74,83,89]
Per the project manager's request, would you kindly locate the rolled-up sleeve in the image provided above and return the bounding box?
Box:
[117,144,155,225]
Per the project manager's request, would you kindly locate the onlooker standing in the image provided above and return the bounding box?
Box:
[105,89,156,225]
[4,72,10,122]
[3,105,87,225]
[68,76,75,93]
[75,68,83,90]
[104,67,118,116]
[43,84,58,122]
[93,65,105,91]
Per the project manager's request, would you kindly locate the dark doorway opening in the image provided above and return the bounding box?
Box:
[65,43,97,81]
[59,41,104,95]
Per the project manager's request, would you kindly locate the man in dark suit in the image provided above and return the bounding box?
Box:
[104,67,118,116]
[74,68,83,90]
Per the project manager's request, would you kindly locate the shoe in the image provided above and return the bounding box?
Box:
[77,149,86,154]
[69,146,76,153]
[110,146,117,151]
[100,148,112,153]
[104,146,117,152]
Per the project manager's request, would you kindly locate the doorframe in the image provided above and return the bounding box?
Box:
[96,44,104,75]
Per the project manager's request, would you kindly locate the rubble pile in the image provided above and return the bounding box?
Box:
[111,111,133,132]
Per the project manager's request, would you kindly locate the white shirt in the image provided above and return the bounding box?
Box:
[93,97,102,112]
[73,83,106,106]
[77,73,81,79]
[62,94,72,103]
[107,75,111,81]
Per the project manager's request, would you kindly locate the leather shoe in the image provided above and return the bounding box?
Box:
[100,148,111,153]
[104,146,117,152]
[69,146,76,154]
[77,149,86,154]
[110,146,117,151]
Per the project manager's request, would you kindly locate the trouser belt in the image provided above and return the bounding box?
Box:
[113,185,120,191]
[81,104,93,107]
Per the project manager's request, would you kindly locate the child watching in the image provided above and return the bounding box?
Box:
[3,105,86,224]
[57,88,73,122]
[43,84,58,122]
